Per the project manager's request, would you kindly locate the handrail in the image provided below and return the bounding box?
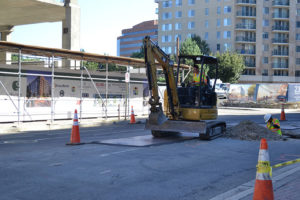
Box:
[0,41,190,69]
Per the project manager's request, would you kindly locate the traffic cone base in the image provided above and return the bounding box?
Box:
[66,109,82,145]
[253,180,274,200]
[130,106,136,124]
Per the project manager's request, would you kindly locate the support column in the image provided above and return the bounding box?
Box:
[0,26,14,64]
[62,0,80,68]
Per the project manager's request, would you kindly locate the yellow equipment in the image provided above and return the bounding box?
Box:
[143,36,226,139]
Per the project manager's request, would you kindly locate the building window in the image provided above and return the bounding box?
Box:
[263,57,268,64]
[243,69,256,75]
[217,31,220,39]
[188,0,195,5]
[205,32,209,40]
[296,34,300,40]
[176,11,182,18]
[187,33,196,38]
[162,24,172,31]
[163,1,172,8]
[263,20,269,27]
[217,19,221,27]
[162,35,172,43]
[224,18,232,26]
[175,23,182,30]
[224,6,231,14]
[296,70,300,77]
[205,20,209,28]
[188,10,195,17]
[217,44,221,51]
[176,0,182,6]
[264,7,269,15]
[296,58,300,65]
[298,9,300,16]
[223,31,231,39]
[175,34,182,42]
[262,69,268,76]
[274,70,288,76]
[297,21,300,28]
[217,7,221,14]
[297,46,300,52]
[188,22,195,29]
[205,8,209,16]
[224,43,232,51]
[263,32,269,39]
[162,12,172,20]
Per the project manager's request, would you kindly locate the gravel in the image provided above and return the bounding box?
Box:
[224,120,283,141]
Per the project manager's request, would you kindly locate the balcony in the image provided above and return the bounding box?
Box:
[272,38,289,44]
[236,23,256,30]
[272,25,289,31]
[237,0,256,5]
[236,36,256,42]
[237,49,256,55]
[272,50,289,56]
[245,61,256,67]
[272,0,289,6]
[272,63,289,69]
[236,11,256,17]
[272,13,289,19]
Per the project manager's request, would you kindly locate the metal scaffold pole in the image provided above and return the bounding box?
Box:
[17,48,22,125]
[106,62,108,119]
[80,60,83,121]
[51,54,55,123]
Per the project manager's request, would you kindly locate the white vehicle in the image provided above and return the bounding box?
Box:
[215,83,229,99]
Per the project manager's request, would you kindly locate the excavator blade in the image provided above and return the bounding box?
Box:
[146,119,207,134]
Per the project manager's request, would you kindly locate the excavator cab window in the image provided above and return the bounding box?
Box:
[177,55,218,108]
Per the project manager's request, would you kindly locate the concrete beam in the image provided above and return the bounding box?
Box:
[0,0,65,26]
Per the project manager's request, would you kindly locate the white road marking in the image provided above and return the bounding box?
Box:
[99,148,138,157]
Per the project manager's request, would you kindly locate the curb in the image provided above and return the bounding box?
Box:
[0,117,147,135]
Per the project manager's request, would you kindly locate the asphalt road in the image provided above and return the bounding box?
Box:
[0,109,300,200]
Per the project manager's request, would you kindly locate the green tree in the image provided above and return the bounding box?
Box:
[179,38,201,66]
[130,46,144,59]
[210,51,245,83]
[191,35,211,55]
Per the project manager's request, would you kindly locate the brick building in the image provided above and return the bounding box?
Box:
[117,20,158,57]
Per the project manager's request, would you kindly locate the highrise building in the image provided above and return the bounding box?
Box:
[156,0,300,83]
[117,20,158,57]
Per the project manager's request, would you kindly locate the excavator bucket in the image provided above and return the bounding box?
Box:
[148,109,168,125]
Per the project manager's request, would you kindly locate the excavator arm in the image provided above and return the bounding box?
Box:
[143,36,180,123]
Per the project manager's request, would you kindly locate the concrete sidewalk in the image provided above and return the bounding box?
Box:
[210,162,300,200]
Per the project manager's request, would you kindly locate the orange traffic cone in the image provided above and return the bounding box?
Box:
[253,138,274,200]
[130,106,136,124]
[66,109,81,145]
[280,104,286,121]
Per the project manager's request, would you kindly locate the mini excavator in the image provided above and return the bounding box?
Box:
[143,36,226,139]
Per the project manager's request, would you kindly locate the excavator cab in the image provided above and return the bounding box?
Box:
[167,55,219,121]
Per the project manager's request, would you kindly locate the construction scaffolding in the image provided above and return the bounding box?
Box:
[0,41,153,124]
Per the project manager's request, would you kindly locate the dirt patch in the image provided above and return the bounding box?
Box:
[224,120,283,141]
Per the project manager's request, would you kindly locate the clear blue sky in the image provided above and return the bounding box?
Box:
[11,0,157,56]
